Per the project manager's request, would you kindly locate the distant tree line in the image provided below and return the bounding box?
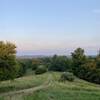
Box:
[0,41,100,84]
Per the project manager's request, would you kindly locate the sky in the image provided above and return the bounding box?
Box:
[0,0,99,55]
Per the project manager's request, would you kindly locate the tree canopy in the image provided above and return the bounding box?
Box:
[0,41,17,80]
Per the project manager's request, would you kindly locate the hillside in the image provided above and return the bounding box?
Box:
[0,72,100,100]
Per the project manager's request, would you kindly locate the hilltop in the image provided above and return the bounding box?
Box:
[0,72,100,100]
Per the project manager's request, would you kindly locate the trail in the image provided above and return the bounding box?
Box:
[0,74,53,100]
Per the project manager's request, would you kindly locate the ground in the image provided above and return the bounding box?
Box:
[0,72,100,100]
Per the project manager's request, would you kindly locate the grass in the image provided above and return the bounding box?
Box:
[0,73,48,93]
[24,90,100,100]
[1,72,100,100]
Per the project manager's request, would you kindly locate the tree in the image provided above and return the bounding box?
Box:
[40,57,51,68]
[32,59,42,70]
[0,41,17,81]
[16,60,27,77]
[71,48,87,76]
[48,55,70,72]
[71,48,100,84]
[96,51,100,69]
[98,49,100,57]
[80,59,97,80]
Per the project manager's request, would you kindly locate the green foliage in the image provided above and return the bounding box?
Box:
[0,41,17,81]
[16,58,34,77]
[16,61,26,77]
[32,59,42,70]
[90,69,100,84]
[71,48,87,75]
[20,59,33,69]
[35,65,47,75]
[71,48,86,65]
[48,55,71,72]
[96,56,100,69]
[59,72,74,82]
[71,48,100,84]
[40,57,52,68]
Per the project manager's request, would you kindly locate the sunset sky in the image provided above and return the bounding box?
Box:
[0,0,99,55]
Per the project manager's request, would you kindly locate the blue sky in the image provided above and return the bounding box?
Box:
[0,0,99,55]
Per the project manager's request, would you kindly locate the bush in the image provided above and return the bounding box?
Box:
[35,65,47,75]
[59,72,74,82]
[16,63,26,78]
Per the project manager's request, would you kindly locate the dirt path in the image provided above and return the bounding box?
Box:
[0,74,53,100]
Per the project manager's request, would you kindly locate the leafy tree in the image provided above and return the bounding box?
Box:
[71,48,100,84]
[32,59,42,70]
[96,55,100,69]
[71,48,87,76]
[0,41,17,80]
[48,55,71,72]
[79,59,97,79]
[16,60,27,77]
[40,57,52,68]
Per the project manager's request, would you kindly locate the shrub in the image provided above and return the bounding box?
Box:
[59,72,74,82]
[35,65,47,75]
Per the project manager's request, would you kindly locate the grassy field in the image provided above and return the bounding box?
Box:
[0,73,48,93]
[0,72,100,100]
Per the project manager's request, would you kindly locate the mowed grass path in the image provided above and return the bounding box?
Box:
[0,73,48,93]
[1,72,100,100]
